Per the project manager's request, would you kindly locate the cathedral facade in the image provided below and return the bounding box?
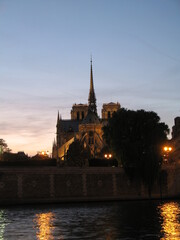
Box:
[52,61,120,160]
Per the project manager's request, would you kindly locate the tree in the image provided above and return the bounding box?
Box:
[0,138,11,160]
[66,139,91,167]
[103,108,169,195]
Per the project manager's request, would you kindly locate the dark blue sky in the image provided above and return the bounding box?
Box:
[0,0,180,155]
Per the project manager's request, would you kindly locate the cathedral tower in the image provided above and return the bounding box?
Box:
[88,58,97,115]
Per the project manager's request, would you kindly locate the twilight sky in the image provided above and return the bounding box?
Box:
[0,0,180,156]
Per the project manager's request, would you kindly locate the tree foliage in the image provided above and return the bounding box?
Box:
[103,108,169,193]
[0,139,11,160]
[0,139,7,150]
[66,139,91,167]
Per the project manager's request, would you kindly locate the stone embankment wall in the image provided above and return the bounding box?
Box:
[0,165,179,205]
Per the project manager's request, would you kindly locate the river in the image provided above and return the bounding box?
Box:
[0,200,180,239]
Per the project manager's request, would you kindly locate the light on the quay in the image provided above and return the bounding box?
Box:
[38,150,50,156]
[104,153,112,159]
[163,146,172,152]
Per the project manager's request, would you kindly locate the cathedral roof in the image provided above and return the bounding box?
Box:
[102,102,120,106]
[58,120,80,132]
[81,109,100,124]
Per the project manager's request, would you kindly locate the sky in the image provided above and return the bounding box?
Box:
[0,0,180,156]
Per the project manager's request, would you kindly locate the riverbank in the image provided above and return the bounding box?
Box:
[0,165,179,205]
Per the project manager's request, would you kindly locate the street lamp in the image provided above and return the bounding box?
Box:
[104,153,112,159]
[163,146,172,152]
[163,146,173,163]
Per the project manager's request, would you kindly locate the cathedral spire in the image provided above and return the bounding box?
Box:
[88,58,97,115]
[57,111,60,126]
[57,111,60,125]
[53,138,56,147]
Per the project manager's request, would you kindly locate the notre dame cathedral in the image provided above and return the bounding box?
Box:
[52,60,120,160]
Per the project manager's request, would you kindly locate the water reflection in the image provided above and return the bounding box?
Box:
[34,212,54,240]
[1,201,180,239]
[0,210,5,240]
[160,202,180,239]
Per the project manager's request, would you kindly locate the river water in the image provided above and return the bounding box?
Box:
[0,200,180,239]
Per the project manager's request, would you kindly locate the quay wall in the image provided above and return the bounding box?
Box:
[0,165,180,205]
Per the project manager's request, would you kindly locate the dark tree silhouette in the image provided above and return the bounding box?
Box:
[0,138,7,150]
[0,138,11,160]
[103,108,169,195]
[66,139,91,167]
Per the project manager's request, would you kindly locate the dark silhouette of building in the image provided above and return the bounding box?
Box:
[171,117,180,162]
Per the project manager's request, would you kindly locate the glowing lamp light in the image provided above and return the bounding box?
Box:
[104,153,113,159]
[163,146,172,152]
[164,147,168,151]
[39,150,49,156]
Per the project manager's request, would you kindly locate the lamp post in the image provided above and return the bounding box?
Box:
[163,146,172,163]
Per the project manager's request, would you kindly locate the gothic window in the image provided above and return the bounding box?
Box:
[88,131,94,145]
[89,137,94,145]
[89,131,93,137]
[77,111,80,120]
[82,111,84,119]
[108,111,111,118]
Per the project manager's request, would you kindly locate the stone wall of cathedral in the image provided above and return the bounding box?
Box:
[102,102,120,119]
[54,102,121,159]
[71,104,88,120]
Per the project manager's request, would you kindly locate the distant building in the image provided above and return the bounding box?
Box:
[52,60,120,160]
[3,151,29,161]
[171,117,180,162]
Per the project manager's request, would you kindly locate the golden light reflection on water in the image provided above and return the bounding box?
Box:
[34,212,54,240]
[160,202,180,240]
[0,210,5,240]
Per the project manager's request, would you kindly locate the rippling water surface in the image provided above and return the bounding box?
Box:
[1,200,180,239]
